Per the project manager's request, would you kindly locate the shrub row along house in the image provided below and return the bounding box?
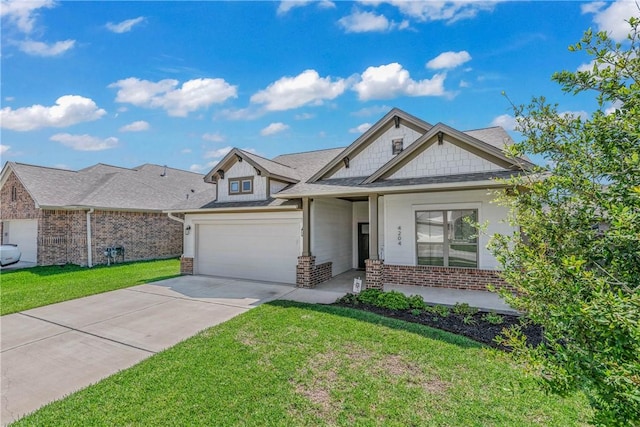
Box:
[168,108,533,291]
[0,163,213,266]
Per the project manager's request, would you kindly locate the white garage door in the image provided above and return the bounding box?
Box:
[195,219,301,284]
[4,219,38,263]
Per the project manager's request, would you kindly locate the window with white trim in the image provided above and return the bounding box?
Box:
[416,209,478,268]
[229,176,253,195]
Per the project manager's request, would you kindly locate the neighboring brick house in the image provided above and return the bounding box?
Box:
[0,162,214,266]
[168,108,532,292]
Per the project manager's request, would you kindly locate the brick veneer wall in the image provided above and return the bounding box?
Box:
[296,256,332,288]
[384,264,514,292]
[0,171,39,245]
[180,256,194,274]
[89,210,182,264]
[365,259,384,290]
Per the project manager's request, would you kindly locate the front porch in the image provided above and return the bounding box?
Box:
[305,269,516,313]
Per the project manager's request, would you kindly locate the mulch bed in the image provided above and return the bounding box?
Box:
[334,302,543,350]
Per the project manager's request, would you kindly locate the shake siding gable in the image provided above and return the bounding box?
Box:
[217,161,267,202]
[389,140,505,179]
[331,124,422,179]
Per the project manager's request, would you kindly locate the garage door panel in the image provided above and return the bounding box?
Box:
[195,220,301,284]
[4,220,38,263]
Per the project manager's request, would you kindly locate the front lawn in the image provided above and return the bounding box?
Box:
[14,301,590,426]
[0,258,180,315]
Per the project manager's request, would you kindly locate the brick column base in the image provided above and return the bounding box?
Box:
[365,259,384,290]
[180,256,194,275]
[297,256,332,288]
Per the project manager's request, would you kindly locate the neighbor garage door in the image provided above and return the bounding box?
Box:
[195,218,301,284]
[4,219,38,263]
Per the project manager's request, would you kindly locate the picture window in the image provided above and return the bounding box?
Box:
[416,209,478,268]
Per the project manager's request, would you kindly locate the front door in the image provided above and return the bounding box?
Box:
[357,223,370,270]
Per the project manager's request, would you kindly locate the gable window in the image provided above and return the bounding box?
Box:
[229,176,253,195]
[392,138,403,155]
[416,209,478,268]
[11,185,17,202]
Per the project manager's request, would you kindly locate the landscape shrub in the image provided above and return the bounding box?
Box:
[376,290,410,311]
[407,294,426,310]
[357,289,382,305]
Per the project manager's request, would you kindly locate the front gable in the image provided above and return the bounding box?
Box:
[309,108,432,182]
[204,148,299,203]
[363,123,532,184]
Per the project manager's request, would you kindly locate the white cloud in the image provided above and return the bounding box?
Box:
[50,133,118,151]
[338,10,394,33]
[277,0,335,15]
[560,110,589,121]
[605,100,623,115]
[181,148,192,154]
[426,51,472,69]
[218,107,263,120]
[250,69,347,111]
[295,112,315,120]
[582,0,640,41]
[351,105,392,117]
[490,110,589,132]
[105,16,145,33]
[1,95,106,131]
[202,132,225,142]
[204,146,233,159]
[261,122,290,136]
[459,80,470,88]
[349,122,372,133]
[353,63,447,100]
[18,39,75,56]
[0,144,10,155]
[110,77,237,117]
[360,0,498,25]
[0,0,55,34]
[490,114,517,131]
[119,120,150,132]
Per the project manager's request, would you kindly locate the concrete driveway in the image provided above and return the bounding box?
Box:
[1,275,297,425]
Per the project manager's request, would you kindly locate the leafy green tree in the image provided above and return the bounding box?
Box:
[490,17,640,426]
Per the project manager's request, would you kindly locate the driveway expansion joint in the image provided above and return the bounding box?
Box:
[17,312,157,355]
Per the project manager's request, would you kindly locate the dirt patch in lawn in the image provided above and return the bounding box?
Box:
[290,346,450,422]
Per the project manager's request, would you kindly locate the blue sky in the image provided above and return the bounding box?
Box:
[1,1,637,173]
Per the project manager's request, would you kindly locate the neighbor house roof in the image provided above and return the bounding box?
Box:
[1,162,214,211]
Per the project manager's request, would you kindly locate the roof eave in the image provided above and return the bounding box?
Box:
[164,204,300,214]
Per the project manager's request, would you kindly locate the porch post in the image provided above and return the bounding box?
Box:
[302,197,311,256]
[368,194,378,260]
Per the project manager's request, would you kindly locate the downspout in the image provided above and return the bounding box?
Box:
[86,208,94,267]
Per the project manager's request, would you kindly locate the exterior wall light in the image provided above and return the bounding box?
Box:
[185,225,192,235]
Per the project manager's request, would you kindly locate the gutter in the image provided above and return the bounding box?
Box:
[86,208,94,268]
[163,205,300,214]
[167,212,185,224]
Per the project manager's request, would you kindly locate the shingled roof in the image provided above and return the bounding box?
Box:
[1,162,214,211]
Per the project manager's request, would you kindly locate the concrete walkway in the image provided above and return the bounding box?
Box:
[1,272,513,425]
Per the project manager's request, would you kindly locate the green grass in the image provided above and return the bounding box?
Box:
[0,258,179,315]
[13,301,591,426]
